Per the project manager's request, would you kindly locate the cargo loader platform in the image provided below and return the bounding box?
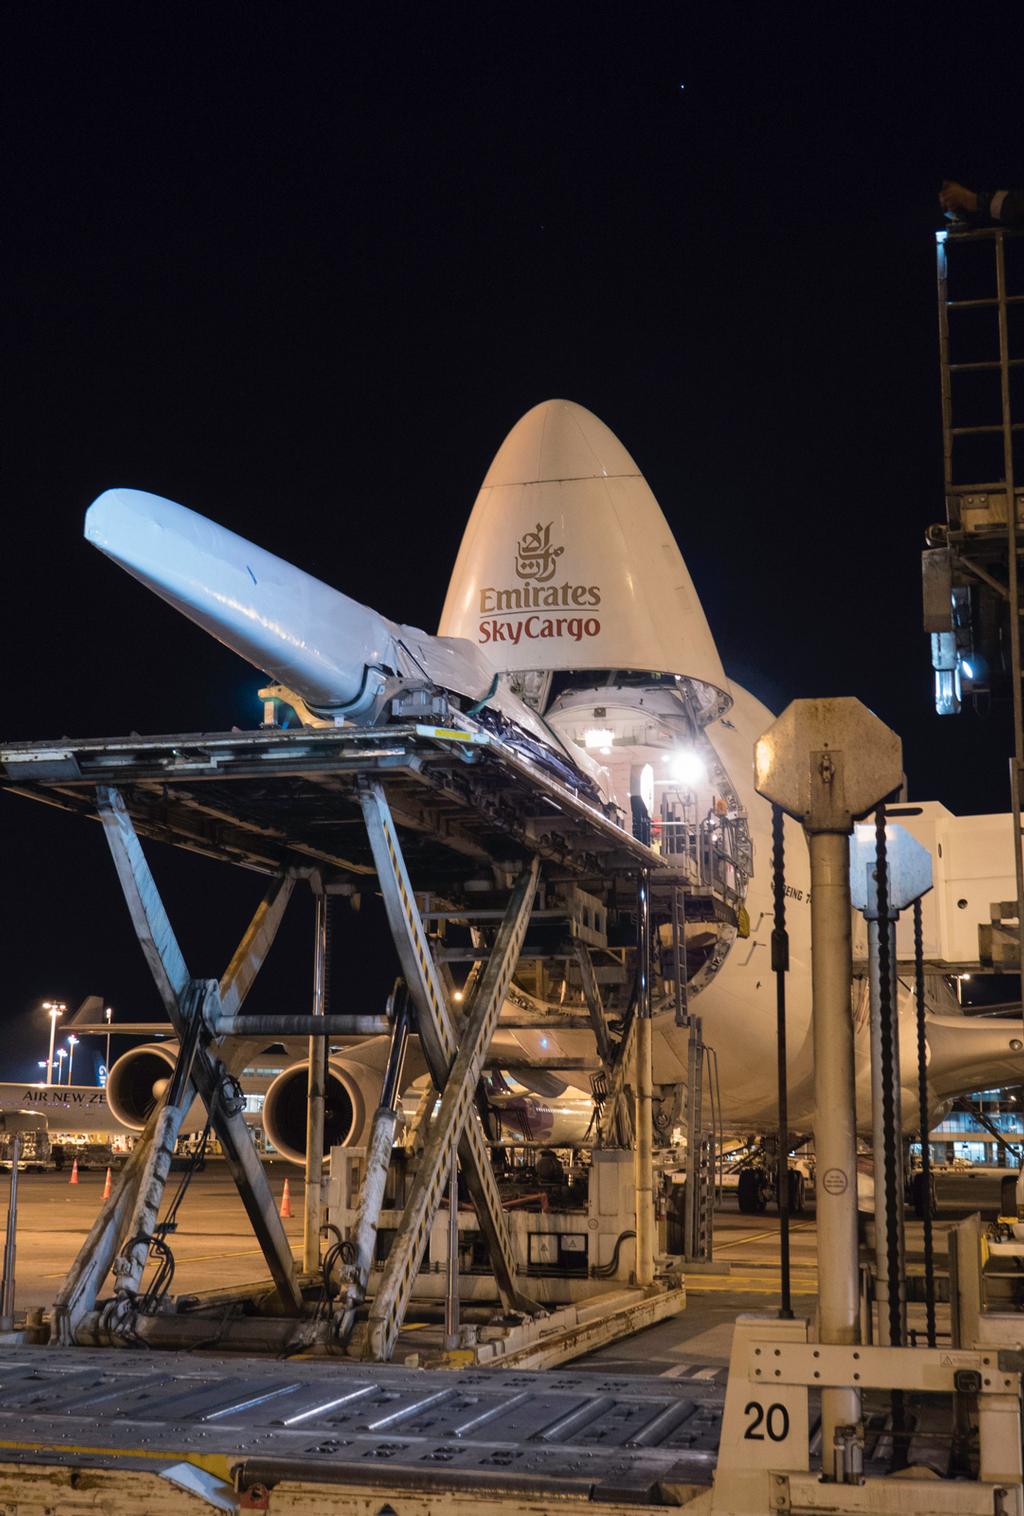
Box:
[0,1346,722,1513]
[0,716,651,880]
[0,712,690,1370]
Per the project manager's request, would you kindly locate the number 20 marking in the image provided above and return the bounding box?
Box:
[743,1401,790,1441]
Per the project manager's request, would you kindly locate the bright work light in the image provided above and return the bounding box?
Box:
[584,727,615,755]
[669,748,706,787]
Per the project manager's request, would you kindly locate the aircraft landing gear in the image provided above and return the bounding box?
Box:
[738,1167,771,1214]
[737,1165,806,1215]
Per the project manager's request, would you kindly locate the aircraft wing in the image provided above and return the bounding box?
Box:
[66,1023,175,1036]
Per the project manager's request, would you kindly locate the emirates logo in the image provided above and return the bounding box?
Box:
[478,521,601,645]
[515,522,564,583]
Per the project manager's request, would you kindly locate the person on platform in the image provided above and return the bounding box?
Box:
[940,180,1024,227]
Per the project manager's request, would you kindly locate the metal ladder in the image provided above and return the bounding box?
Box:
[929,224,1024,977]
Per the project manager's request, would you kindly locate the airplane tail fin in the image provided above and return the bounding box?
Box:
[64,995,105,1029]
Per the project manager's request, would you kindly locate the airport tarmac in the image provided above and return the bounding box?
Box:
[577,1167,1008,1376]
[0,1167,1000,1507]
[1,1163,1000,1366]
[3,1161,306,1312]
[2,1165,810,1319]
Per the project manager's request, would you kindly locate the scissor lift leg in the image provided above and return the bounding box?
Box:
[359,783,538,1356]
[53,787,301,1341]
[363,856,539,1360]
[104,978,213,1332]
[53,860,295,1343]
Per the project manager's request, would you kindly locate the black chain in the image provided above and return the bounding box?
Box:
[771,804,793,1318]
[875,802,910,1468]
[874,803,903,1350]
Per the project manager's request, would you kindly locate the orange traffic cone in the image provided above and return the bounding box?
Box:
[69,1157,79,1185]
[102,1167,112,1200]
[279,1177,292,1218]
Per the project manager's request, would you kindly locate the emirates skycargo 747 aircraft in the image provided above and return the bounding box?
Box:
[81,400,1024,1191]
[437,401,1023,1168]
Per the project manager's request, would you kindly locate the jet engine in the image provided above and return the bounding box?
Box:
[488,1088,594,1146]
[262,1057,386,1165]
[105,1042,178,1129]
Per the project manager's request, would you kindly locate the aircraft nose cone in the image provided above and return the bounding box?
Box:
[481,399,640,488]
[440,399,730,716]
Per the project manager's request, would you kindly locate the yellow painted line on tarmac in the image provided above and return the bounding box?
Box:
[172,1246,302,1267]
[686,1279,818,1295]
[688,1268,818,1287]
[43,1245,301,1279]
[714,1221,815,1252]
[719,1265,818,1277]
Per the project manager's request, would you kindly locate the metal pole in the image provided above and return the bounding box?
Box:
[771,805,793,1319]
[46,1013,58,1087]
[0,1133,23,1329]
[808,830,861,1446]
[445,1153,459,1347]
[303,890,328,1275]
[684,1016,704,1260]
[634,869,655,1286]
[211,1014,390,1037]
[755,697,902,1472]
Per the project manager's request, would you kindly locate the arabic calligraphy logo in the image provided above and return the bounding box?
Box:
[515,521,564,583]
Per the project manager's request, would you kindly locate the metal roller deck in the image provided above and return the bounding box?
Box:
[0,1347,722,1511]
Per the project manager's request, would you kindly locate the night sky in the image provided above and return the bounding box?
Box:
[4,6,1022,1077]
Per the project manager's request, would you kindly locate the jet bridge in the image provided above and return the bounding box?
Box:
[0,707,693,1365]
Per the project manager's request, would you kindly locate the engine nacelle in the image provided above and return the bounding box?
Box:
[106,1042,178,1130]
[262,1057,385,1166]
[489,1083,594,1146]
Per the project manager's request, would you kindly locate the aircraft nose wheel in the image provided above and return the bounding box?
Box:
[738,1168,770,1214]
[738,1167,806,1215]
